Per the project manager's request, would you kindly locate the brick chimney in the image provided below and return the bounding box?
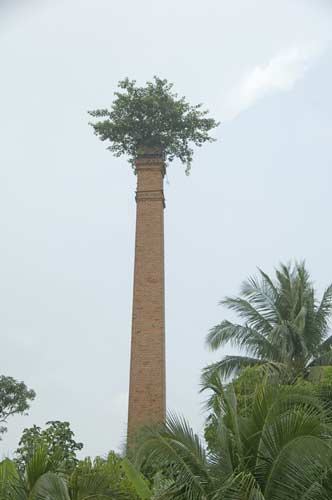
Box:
[127,147,166,441]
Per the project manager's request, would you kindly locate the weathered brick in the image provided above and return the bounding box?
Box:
[127,151,166,441]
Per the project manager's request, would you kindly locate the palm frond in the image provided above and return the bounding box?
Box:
[206,321,253,351]
[275,262,311,321]
[214,471,265,500]
[202,356,268,381]
[121,459,152,499]
[262,436,331,500]
[24,445,51,491]
[315,284,332,338]
[206,321,282,364]
[308,350,332,367]
[29,472,70,500]
[135,415,210,500]
[257,397,330,492]
[0,459,19,500]
[241,270,280,323]
[317,334,332,353]
[220,297,273,334]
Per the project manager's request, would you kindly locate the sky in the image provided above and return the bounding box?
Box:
[1,0,332,458]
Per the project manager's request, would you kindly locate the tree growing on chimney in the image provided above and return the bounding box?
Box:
[88,76,219,174]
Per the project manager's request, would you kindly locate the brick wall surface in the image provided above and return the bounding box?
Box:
[127,153,166,441]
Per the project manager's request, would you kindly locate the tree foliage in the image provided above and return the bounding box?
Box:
[88,76,219,174]
[69,452,138,500]
[15,421,83,472]
[121,458,152,499]
[0,375,35,438]
[204,262,332,382]
[0,446,69,500]
[0,448,138,500]
[135,379,332,499]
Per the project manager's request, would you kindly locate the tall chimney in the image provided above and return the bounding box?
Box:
[127,148,166,441]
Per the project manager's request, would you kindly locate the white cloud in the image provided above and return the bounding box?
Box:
[223,42,326,120]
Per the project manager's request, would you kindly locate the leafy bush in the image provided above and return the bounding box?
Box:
[15,421,83,472]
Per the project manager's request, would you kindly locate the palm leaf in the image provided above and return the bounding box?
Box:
[221,297,273,334]
[206,322,281,363]
[315,285,332,338]
[206,321,254,351]
[317,335,332,353]
[121,459,152,499]
[202,355,269,381]
[216,471,265,500]
[0,459,19,500]
[241,270,280,323]
[309,350,332,367]
[135,415,210,500]
[29,472,70,500]
[262,436,331,500]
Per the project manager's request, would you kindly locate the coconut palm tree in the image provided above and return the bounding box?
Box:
[134,378,332,500]
[204,262,332,382]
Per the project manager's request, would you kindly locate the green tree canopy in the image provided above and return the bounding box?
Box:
[0,376,35,438]
[15,421,83,472]
[204,262,332,382]
[88,76,219,174]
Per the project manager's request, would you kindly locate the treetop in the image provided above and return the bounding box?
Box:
[88,76,219,174]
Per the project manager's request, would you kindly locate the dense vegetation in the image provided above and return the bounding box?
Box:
[0,448,140,500]
[2,262,332,499]
[136,378,332,499]
[88,77,219,174]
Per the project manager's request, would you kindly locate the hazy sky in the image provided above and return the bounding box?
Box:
[1,0,332,458]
